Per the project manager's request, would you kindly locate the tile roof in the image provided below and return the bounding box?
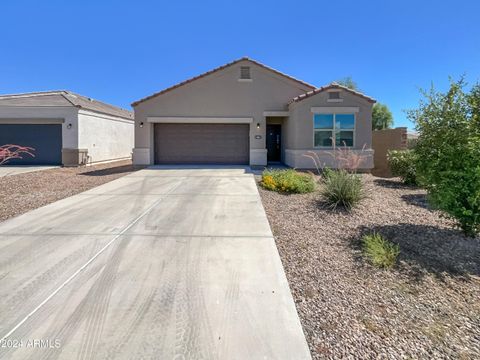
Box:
[131,57,316,107]
[290,82,376,104]
[0,90,133,120]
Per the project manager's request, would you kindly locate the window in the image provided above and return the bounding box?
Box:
[313,113,355,147]
[314,114,334,147]
[240,66,251,79]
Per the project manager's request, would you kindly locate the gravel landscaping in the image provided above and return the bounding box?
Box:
[258,174,480,359]
[0,161,143,222]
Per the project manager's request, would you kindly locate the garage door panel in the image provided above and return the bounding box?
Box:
[0,124,62,165]
[155,124,249,164]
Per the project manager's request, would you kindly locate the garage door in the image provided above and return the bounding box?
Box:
[154,123,249,164]
[0,124,62,165]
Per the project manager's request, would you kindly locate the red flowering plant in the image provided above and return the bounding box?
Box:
[0,144,35,165]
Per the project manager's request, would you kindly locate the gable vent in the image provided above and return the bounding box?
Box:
[329,91,340,99]
[240,66,251,79]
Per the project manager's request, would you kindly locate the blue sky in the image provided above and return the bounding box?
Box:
[1,0,479,130]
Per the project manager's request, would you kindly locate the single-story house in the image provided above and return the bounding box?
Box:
[132,57,376,169]
[0,91,134,166]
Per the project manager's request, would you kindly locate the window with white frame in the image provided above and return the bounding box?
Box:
[313,113,355,147]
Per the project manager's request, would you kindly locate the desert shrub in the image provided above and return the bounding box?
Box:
[387,149,418,185]
[320,169,365,210]
[260,169,315,194]
[408,78,480,237]
[362,233,400,268]
[304,144,370,174]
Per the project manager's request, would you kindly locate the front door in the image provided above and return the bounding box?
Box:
[266,124,281,162]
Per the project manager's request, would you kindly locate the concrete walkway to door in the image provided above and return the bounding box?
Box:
[0,165,311,359]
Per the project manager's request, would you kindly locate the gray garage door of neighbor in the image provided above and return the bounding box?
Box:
[0,124,62,165]
[154,123,250,164]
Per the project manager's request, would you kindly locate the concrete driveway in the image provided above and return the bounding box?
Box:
[0,165,311,359]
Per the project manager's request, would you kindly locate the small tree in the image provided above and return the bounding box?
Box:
[335,76,360,91]
[407,78,480,237]
[0,144,35,165]
[372,103,394,130]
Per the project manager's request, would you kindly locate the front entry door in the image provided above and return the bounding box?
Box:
[266,124,281,162]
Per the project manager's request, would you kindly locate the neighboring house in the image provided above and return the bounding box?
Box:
[133,57,376,168]
[0,91,134,166]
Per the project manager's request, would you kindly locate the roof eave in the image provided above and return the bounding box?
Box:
[76,106,133,120]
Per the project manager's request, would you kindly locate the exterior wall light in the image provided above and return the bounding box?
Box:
[140,122,144,128]
[256,123,260,129]
[67,123,72,129]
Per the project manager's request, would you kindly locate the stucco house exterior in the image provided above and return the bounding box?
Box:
[0,91,134,166]
[132,57,376,169]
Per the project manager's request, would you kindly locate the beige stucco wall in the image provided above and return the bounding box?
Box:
[78,109,134,164]
[285,89,374,169]
[285,149,374,169]
[133,60,312,165]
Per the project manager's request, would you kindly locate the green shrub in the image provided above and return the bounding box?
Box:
[320,169,365,210]
[387,149,418,185]
[362,233,400,268]
[260,169,315,194]
[407,137,418,149]
[408,78,480,236]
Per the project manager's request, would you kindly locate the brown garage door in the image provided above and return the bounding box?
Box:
[154,123,250,164]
